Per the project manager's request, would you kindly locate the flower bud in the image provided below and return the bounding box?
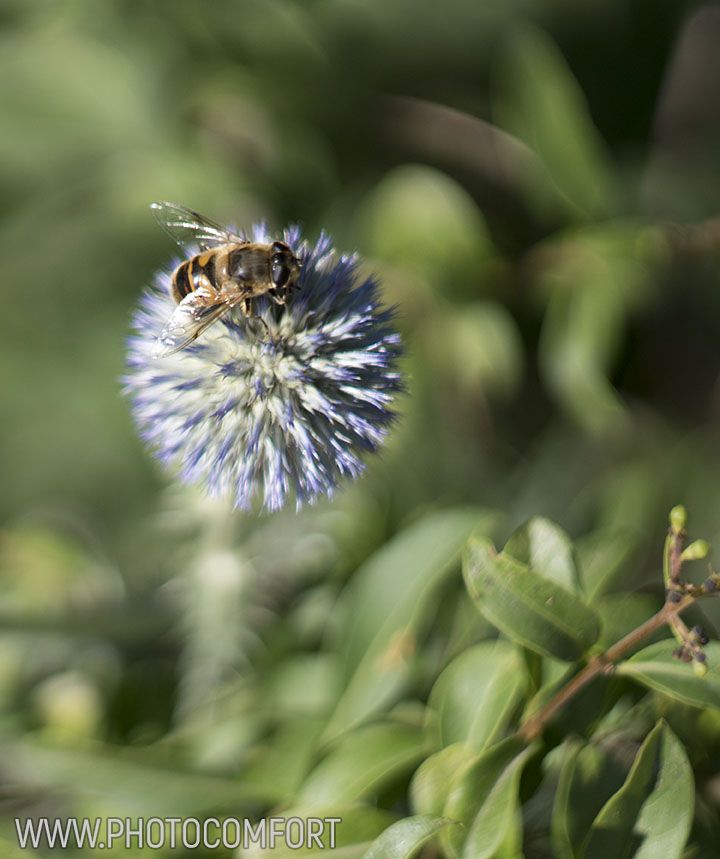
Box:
[669,505,687,534]
[681,540,710,561]
[693,657,709,678]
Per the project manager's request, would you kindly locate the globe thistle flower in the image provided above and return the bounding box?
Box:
[124,223,402,512]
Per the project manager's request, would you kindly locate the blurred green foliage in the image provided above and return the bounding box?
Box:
[3,0,720,856]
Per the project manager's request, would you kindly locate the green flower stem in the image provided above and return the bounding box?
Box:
[518,593,701,742]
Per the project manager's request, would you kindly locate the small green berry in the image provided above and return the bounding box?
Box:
[669,505,687,534]
[693,657,709,677]
[681,540,710,561]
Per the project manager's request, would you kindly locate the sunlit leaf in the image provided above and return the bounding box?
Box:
[0,835,42,859]
[237,718,326,805]
[326,509,499,739]
[576,528,640,602]
[504,517,580,592]
[241,806,396,858]
[410,744,467,817]
[583,721,693,859]
[464,538,600,661]
[460,748,530,859]
[617,641,720,709]
[441,737,532,859]
[494,25,615,220]
[359,165,492,287]
[297,722,427,808]
[428,640,526,751]
[426,304,524,402]
[360,815,455,859]
[1,739,267,816]
[536,224,652,434]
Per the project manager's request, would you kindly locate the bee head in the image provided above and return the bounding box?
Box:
[271,241,301,289]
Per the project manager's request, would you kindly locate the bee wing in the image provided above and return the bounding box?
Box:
[150,201,244,252]
[154,291,231,358]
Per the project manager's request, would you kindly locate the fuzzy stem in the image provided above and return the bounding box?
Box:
[517,594,698,742]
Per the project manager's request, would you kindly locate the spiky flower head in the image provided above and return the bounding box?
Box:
[124,224,402,511]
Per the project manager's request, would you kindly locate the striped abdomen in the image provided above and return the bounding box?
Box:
[170,250,219,304]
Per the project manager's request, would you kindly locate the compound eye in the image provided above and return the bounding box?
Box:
[272,260,290,288]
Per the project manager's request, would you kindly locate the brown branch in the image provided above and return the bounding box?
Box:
[518,595,698,742]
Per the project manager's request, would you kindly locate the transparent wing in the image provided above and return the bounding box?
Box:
[150,201,244,252]
[154,291,231,358]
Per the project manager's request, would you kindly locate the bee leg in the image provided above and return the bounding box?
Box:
[269,292,287,307]
[241,299,271,340]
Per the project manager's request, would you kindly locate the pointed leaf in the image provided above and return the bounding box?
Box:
[464,538,600,661]
[494,26,615,219]
[617,640,720,709]
[297,722,426,808]
[361,815,455,859]
[1,739,265,816]
[460,747,531,859]
[633,725,694,858]
[576,528,639,602]
[327,509,499,739]
[241,806,396,858]
[441,736,530,859]
[504,517,580,592]
[428,640,526,751]
[583,721,693,859]
[551,740,627,858]
[410,744,468,817]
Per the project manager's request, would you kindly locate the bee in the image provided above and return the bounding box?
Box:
[150,201,302,358]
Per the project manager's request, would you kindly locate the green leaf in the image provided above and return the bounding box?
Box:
[551,740,628,858]
[1,739,267,816]
[504,517,581,592]
[595,594,666,650]
[583,721,694,859]
[441,736,530,859]
[265,654,339,718]
[463,538,600,661]
[297,722,427,808]
[428,640,526,751]
[536,224,652,434]
[410,744,468,817]
[494,26,615,220]
[238,718,326,805]
[576,528,639,602]
[360,815,455,859]
[460,748,530,859]
[241,806,397,858]
[617,640,720,709]
[633,726,694,858]
[427,304,524,401]
[326,509,499,739]
[0,836,42,859]
[359,165,492,287]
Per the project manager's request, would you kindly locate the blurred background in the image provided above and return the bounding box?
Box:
[3,0,720,855]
